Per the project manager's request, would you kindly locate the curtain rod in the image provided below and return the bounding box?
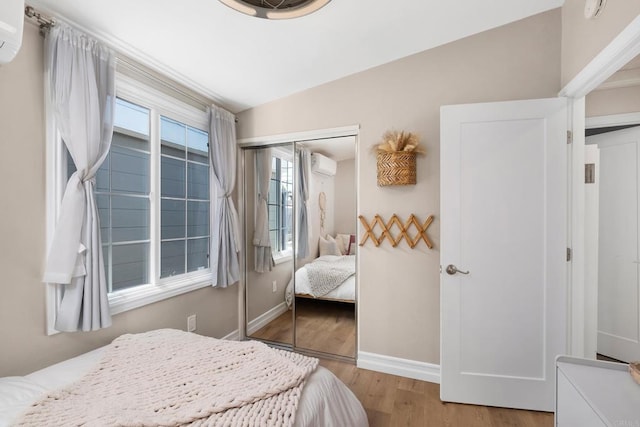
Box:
[24,6,55,32]
[116,56,211,112]
[118,56,239,123]
[23,5,238,124]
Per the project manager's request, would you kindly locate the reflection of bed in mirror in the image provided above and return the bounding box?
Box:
[285,255,356,306]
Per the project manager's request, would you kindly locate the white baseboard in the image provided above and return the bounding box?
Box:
[219,302,288,341]
[247,302,289,336]
[357,351,441,384]
[221,329,240,341]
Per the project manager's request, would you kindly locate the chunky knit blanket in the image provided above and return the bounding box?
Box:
[305,255,355,297]
[16,329,318,427]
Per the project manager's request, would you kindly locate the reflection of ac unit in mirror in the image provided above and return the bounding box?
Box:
[0,0,24,65]
[311,153,336,176]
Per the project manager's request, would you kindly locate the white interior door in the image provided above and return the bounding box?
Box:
[440,98,568,412]
[586,126,640,363]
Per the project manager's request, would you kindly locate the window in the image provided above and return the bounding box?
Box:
[50,74,212,323]
[268,151,293,261]
[160,117,210,278]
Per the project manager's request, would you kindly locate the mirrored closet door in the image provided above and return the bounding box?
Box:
[241,136,357,359]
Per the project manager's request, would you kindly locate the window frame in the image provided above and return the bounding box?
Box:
[45,73,212,334]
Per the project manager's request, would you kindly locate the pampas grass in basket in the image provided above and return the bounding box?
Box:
[375,130,424,186]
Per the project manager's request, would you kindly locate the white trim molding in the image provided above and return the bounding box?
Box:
[560,14,640,98]
[247,302,289,336]
[560,10,640,361]
[109,273,212,316]
[586,112,640,129]
[221,329,241,341]
[357,351,441,384]
[237,125,360,146]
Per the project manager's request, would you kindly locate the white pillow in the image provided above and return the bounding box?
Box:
[335,234,348,255]
[319,235,341,257]
[0,377,46,425]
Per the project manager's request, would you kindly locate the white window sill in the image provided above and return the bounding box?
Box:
[46,272,212,335]
[109,270,212,315]
[273,249,293,265]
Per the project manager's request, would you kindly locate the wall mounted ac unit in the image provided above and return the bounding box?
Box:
[0,0,24,65]
[311,153,337,176]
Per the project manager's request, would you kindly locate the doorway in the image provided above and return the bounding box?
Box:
[585,125,640,363]
[558,16,640,362]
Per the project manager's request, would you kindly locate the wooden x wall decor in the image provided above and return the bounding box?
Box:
[358,214,434,249]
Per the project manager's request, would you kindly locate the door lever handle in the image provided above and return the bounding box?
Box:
[446,264,469,275]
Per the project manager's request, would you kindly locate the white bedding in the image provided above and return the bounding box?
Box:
[1,342,367,427]
[285,255,356,306]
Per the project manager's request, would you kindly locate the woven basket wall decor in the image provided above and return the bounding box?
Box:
[376,151,416,186]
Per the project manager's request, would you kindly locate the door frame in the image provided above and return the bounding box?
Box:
[584,127,640,361]
[560,15,640,358]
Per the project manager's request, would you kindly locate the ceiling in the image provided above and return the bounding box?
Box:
[27,0,564,113]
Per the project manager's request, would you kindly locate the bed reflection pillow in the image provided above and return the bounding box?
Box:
[319,235,341,256]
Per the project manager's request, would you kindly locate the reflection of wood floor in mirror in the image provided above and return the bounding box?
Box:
[250,298,356,357]
[320,358,553,427]
[250,310,294,345]
[295,298,356,357]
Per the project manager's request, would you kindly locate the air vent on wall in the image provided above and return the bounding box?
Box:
[0,0,24,65]
[311,153,336,176]
[584,0,607,19]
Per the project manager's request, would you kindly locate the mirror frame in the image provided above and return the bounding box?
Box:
[237,125,360,361]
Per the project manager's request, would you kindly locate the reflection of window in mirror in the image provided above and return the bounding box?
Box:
[269,149,293,262]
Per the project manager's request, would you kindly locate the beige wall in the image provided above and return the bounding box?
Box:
[0,23,239,377]
[586,85,640,117]
[237,10,562,364]
[333,160,357,237]
[561,0,640,86]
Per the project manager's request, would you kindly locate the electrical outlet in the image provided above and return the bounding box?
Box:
[272,280,277,292]
[187,314,196,332]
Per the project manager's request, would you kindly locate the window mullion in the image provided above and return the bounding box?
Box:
[184,125,188,275]
[108,148,113,294]
[149,108,161,285]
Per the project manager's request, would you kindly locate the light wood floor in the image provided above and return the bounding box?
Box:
[319,358,554,427]
[251,299,553,426]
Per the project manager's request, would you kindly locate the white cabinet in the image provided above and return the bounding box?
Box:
[555,356,640,426]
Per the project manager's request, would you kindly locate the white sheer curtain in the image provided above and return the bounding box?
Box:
[254,148,273,273]
[42,24,115,332]
[209,105,240,287]
[296,147,311,259]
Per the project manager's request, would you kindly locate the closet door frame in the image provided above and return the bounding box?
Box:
[238,125,360,360]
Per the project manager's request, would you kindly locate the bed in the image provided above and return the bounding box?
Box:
[285,255,356,307]
[0,329,367,427]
